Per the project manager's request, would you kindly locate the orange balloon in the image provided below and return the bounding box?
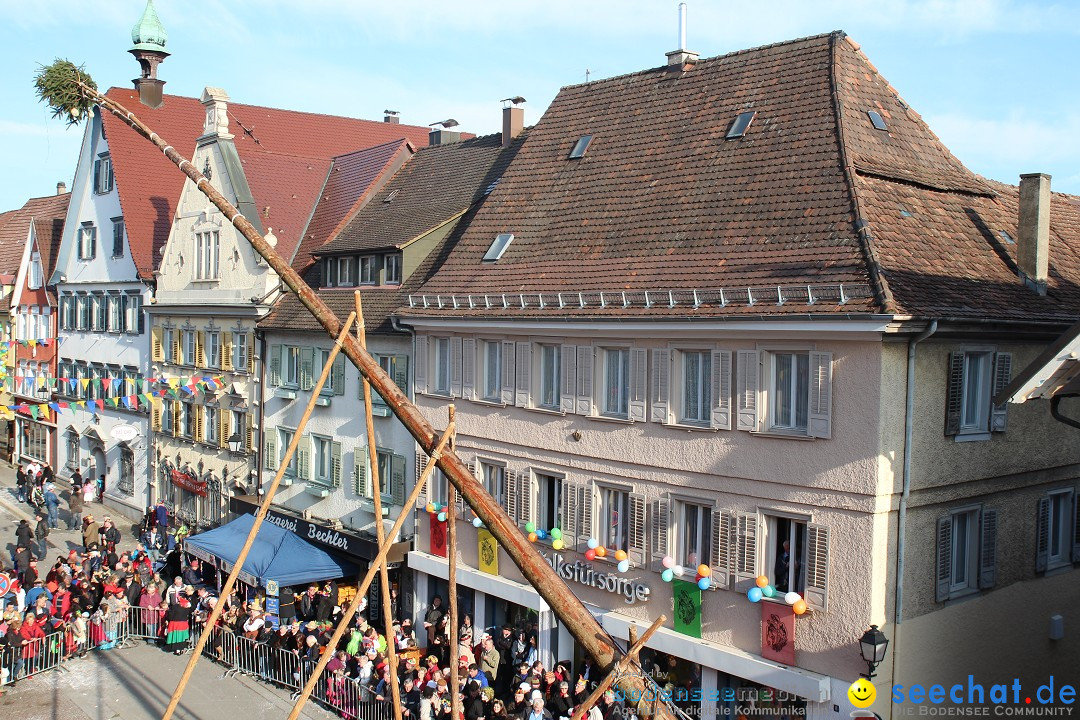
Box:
[755,575,769,588]
[793,599,808,615]
[528,532,538,543]
[697,565,711,578]
[595,546,607,558]
[614,550,627,562]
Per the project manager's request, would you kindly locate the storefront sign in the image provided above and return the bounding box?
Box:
[230,496,378,560]
[539,552,650,604]
[170,469,206,497]
[478,529,498,575]
[265,580,279,597]
[109,424,139,441]
[672,580,702,638]
[761,603,795,666]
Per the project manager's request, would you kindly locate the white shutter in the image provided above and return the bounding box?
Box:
[450,337,463,397]
[979,509,997,589]
[651,349,670,424]
[579,480,595,543]
[560,478,578,549]
[355,451,369,498]
[297,435,311,481]
[560,344,577,414]
[736,350,759,431]
[1035,497,1050,573]
[504,468,519,519]
[576,346,593,415]
[808,351,833,438]
[515,341,531,407]
[414,337,428,394]
[804,523,829,611]
[991,353,1012,432]
[650,497,669,561]
[330,442,343,488]
[936,515,953,601]
[733,511,759,585]
[711,350,732,430]
[710,509,731,589]
[501,341,515,405]
[414,451,428,507]
[628,348,647,422]
[461,338,476,400]
[519,472,535,529]
[629,492,647,565]
[264,432,277,471]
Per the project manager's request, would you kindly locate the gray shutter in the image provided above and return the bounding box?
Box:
[264,431,277,471]
[1074,492,1080,564]
[629,492,647,565]
[414,337,428,394]
[560,478,578,549]
[804,523,829,611]
[979,508,997,589]
[733,511,759,585]
[450,337,463,397]
[807,351,833,438]
[560,344,577,413]
[628,348,647,422]
[944,351,965,436]
[355,451,368,497]
[651,349,670,424]
[936,515,952,601]
[736,350,759,431]
[650,497,669,561]
[501,341,516,405]
[393,356,409,394]
[391,455,406,507]
[268,344,281,386]
[414,451,428,507]
[711,350,732,430]
[504,468,518,519]
[576,346,593,415]
[1036,496,1050,572]
[297,435,311,481]
[330,441,342,488]
[300,348,314,391]
[579,480,595,542]
[515,341,531,408]
[93,159,101,194]
[710,509,731,589]
[461,338,475,400]
[990,352,1012,432]
[332,355,345,396]
[518,472,534,529]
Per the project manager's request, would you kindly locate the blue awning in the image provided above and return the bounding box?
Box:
[184,513,357,587]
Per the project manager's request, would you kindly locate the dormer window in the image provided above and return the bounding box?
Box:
[28,252,42,290]
[385,254,402,285]
[360,255,379,284]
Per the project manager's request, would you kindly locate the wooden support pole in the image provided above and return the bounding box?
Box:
[569,615,667,720]
[160,312,357,720]
[446,404,461,720]
[355,292,404,720]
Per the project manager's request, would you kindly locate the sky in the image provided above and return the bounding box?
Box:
[1,0,1079,211]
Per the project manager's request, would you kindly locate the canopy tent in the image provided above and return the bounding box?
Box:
[184,513,357,587]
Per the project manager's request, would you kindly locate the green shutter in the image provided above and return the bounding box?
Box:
[354,451,368,497]
[268,344,281,386]
[297,435,311,480]
[300,348,314,391]
[331,441,342,487]
[391,454,406,507]
[332,355,345,396]
[393,355,409,394]
[264,432,277,471]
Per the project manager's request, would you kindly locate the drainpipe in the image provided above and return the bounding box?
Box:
[255,329,266,497]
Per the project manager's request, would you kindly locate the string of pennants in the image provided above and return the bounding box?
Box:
[0,338,56,350]
[3,373,228,420]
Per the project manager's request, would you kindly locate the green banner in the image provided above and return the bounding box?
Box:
[672,580,702,638]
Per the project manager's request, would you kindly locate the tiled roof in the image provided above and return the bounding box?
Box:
[260,286,406,336]
[0,194,70,279]
[101,88,434,280]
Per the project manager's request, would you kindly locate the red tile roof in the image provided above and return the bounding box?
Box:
[0,194,70,279]
[101,88,434,280]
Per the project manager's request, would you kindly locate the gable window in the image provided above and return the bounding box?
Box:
[112,218,125,258]
[675,500,712,569]
[195,230,220,280]
[28,252,42,289]
[945,349,1012,440]
[601,347,630,419]
[598,484,629,552]
[78,224,97,261]
[385,254,402,285]
[94,154,114,194]
[433,337,451,395]
[1036,489,1077,572]
[537,344,561,410]
[481,341,502,402]
[360,255,378,284]
[205,332,221,369]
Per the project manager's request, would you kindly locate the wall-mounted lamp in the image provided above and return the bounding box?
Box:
[859,625,889,679]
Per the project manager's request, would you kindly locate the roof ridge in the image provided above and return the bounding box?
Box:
[827,32,896,315]
[413,131,504,153]
[331,138,410,162]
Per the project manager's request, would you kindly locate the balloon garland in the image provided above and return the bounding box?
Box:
[745,575,807,615]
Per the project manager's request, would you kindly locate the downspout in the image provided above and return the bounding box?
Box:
[255,329,266,496]
[1050,394,1080,430]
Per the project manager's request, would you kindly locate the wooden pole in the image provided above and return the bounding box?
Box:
[160,312,356,720]
[355,292,403,720]
[446,404,460,720]
[569,614,667,720]
[286,424,455,720]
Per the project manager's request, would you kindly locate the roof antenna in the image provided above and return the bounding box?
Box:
[585,68,591,83]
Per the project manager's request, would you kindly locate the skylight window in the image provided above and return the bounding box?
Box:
[726,111,756,139]
[568,135,593,159]
[483,178,501,196]
[483,233,515,262]
[383,189,399,203]
[867,110,888,131]
[998,230,1015,245]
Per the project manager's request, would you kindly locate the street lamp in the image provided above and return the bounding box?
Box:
[859,625,889,679]
[227,430,243,454]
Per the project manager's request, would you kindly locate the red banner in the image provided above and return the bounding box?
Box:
[761,603,795,666]
[170,469,207,497]
[429,512,447,558]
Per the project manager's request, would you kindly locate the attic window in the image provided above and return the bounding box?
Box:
[383,189,399,203]
[483,233,515,262]
[726,111,756,139]
[998,230,1015,245]
[867,110,888,131]
[483,178,501,196]
[568,135,593,159]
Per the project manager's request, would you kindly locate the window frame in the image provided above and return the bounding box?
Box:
[480,461,507,510]
[536,343,561,411]
[206,331,222,369]
[233,333,249,374]
[480,340,502,403]
[359,255,378,285]
[596,482,630,553]
[278,427,297,477]
[94,153,114,194]
[78,223,97,261]
[111,217,125,258]
[181,330,197,366]
[600,346,630,419]
[195,229,221,280]
[763,511,809,596]
[433,337,452,396]
[384,253,402,285]
[283,346,301,388]
[313,434,333,486]
[959,349,993,434]
[676,348,713,426]
[673,499,713,569]
[535,471,565,534]
[947,507,980,595]
[203,406,219,445]
[1046,489,1075,570]
[765,350,810,434]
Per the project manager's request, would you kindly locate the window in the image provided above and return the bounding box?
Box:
[313,435,332,485]
[162,327,175,364]
[94,154,114,194]
[602,347,629,418]
[937,506,997,601]
[945,349,1011,439]
[76,294,89,330]
[372,354,408,409]
[91,294,105,332]
[180,403,194,439]
[28,253,42,289]
[568,135,593,159]
[360,256,377,284]
[233,333,249,373]
[19,420,48,463]
[433,337,451,395]
[675,501,712,569]
[161,399,174,434]
[376,450,406,504]
[88,364,103,401]
[726,111,756,139]
[481,341,501,402]
[112,218,125,257]
[78,224,97,260]
[314,348,345,396]
[60,295,74,331]
[338,256,357,287]
[481,462,507,509]
[765,515,807,595]
[124,369,138,401]
[181,330,196,365]
[537,344,561,410]
[942,509,977,596]
[107,295,123,332]
[204,406,219,445]
[65,430,80,470]
[867,110,888,131]
[1036,489,1076,572]
[769,351,809,432]
[278,428,297,476]
[284,346,300,387]
[206,332,221,369]
[232,411,247,451]
[482,233,514,262]
[195,230,220,280]
[598,484,629,552]
[118,445,135,497]
[536,473,564,534]
[679,351,712,425]
[385,254,402,285]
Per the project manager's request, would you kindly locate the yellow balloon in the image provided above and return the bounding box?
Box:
[552,539,564,551]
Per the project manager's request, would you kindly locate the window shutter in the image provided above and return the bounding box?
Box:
[151,327,163,362]
[151,398,162,431]
[356,450,369,497]
[297,436,311,481]
[414,452,428,507]
[1035,496,1050,573]
[173,333,182,364]
[393,356,409,394]
[499,341,515,405]
[450,337,463,397]
[391,455,406,506]
[944,351,965,436]
[561,478,578,549]
[300,348,314,391]
[245,418,254,453]
[518,473,534,529]
[629,348,647,422]
[515,341,531,408]
[711,350,732,430]
[651,349,670,423]
[736,350,759,431]
[979,508,997,589]
[990,352,1012,432]
[503,468,519,519]
[710,509,731,589]
[1072,493,1080,563]
[93,159,101,194]
[804,523,830,611]
[576,346,593,415]
[807,351,833,439]
[195,331,205,368]
[89,227,96,259]
[629,492,647,565]
[733,511,759,585]
[269,344,281,386]
[193,405,204,443]
[221,332,233,371]
[936,515,952,601]
[330,442,342,488]
[332,355,345,396]
[414,337,428,394]
[219,410,229,450]
[650,497,669,561]
[247,334,255,374]
[461,338,476,400]
[579,480,595,542]
[172,401,181,438]
[560,344,577,413]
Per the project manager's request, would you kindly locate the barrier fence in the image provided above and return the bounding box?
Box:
[0,606,392,720]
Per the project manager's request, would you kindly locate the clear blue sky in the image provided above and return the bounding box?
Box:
[2,0,1078,211]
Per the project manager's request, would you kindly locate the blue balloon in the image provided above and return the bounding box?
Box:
[617,560,630,573]
[587,538,599,550]
[747,587,763,603]
[697,577,711,591]
[472,517,483,528]
[661,569,674,583]
[536,529,547,540]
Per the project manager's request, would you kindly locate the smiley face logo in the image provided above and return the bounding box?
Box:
[848,678,876,709]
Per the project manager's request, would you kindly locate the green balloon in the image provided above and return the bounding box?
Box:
[525,522,536,534]
[550,528,562,540]
[762,585,776,598]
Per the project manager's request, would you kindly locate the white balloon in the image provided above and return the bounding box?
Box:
[784,592,801,605]
[672,565,685,577]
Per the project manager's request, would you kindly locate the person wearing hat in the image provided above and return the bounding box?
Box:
[81,515,100,551]
[508,684,530,717]
[573,677,590,706]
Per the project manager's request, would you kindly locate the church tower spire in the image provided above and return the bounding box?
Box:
[129,0,170,108]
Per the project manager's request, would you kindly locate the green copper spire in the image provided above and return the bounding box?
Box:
[130,0,168,53]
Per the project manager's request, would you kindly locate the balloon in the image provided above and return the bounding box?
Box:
[762,585,775,598]
[550,528,562,540]
[536,529,547,540]
[784,592,801,605]
[525,522,536,534]
[614,550,627,562]
[697,577,711,591]
[528,532,538,543]
[617,560,630,573]
[755,575,769,588]
[661,556,674,569]
[793,600,808,615]
[584,549,596,561]
[426,503,435,513]
[472,518,483,528]
[552,539,564,551]
[595,546,607,558]
[672,565,684,577]
[432,502,442,512]
[437,512,447,522]
[587,538,599,550]
[661,569,674,583]
[747,587,763,603]
[697,565,711,578]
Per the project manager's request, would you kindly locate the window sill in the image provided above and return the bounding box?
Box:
[665,421,718,433]
[360,499,391,516]
[420,391,454,400]
[942,588,981,606]
[275,388,297,400]
[1045,561,1074,576]
[471,398,506,408]
[314,396,331,407]
[371,405,392,417]
[954,432,991,443]
[587,414,633,425]
[524,406,565,417]
[750,429,815,441]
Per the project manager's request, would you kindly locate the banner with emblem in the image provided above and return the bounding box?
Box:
[478,528,498,575]
[761,603,795,665]
[429,512,447,558]
[672,579,701,638]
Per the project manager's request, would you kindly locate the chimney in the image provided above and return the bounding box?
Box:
[502,102,524,148]
[384,110,400,124]
[56,182,67,195]
[128,0,170,108]
[428,129,461,146]
[199,87,233,141]
[1017,173,1051,295]
[665,3,699,69]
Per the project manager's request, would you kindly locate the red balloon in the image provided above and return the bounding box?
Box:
[584,549,597,561]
